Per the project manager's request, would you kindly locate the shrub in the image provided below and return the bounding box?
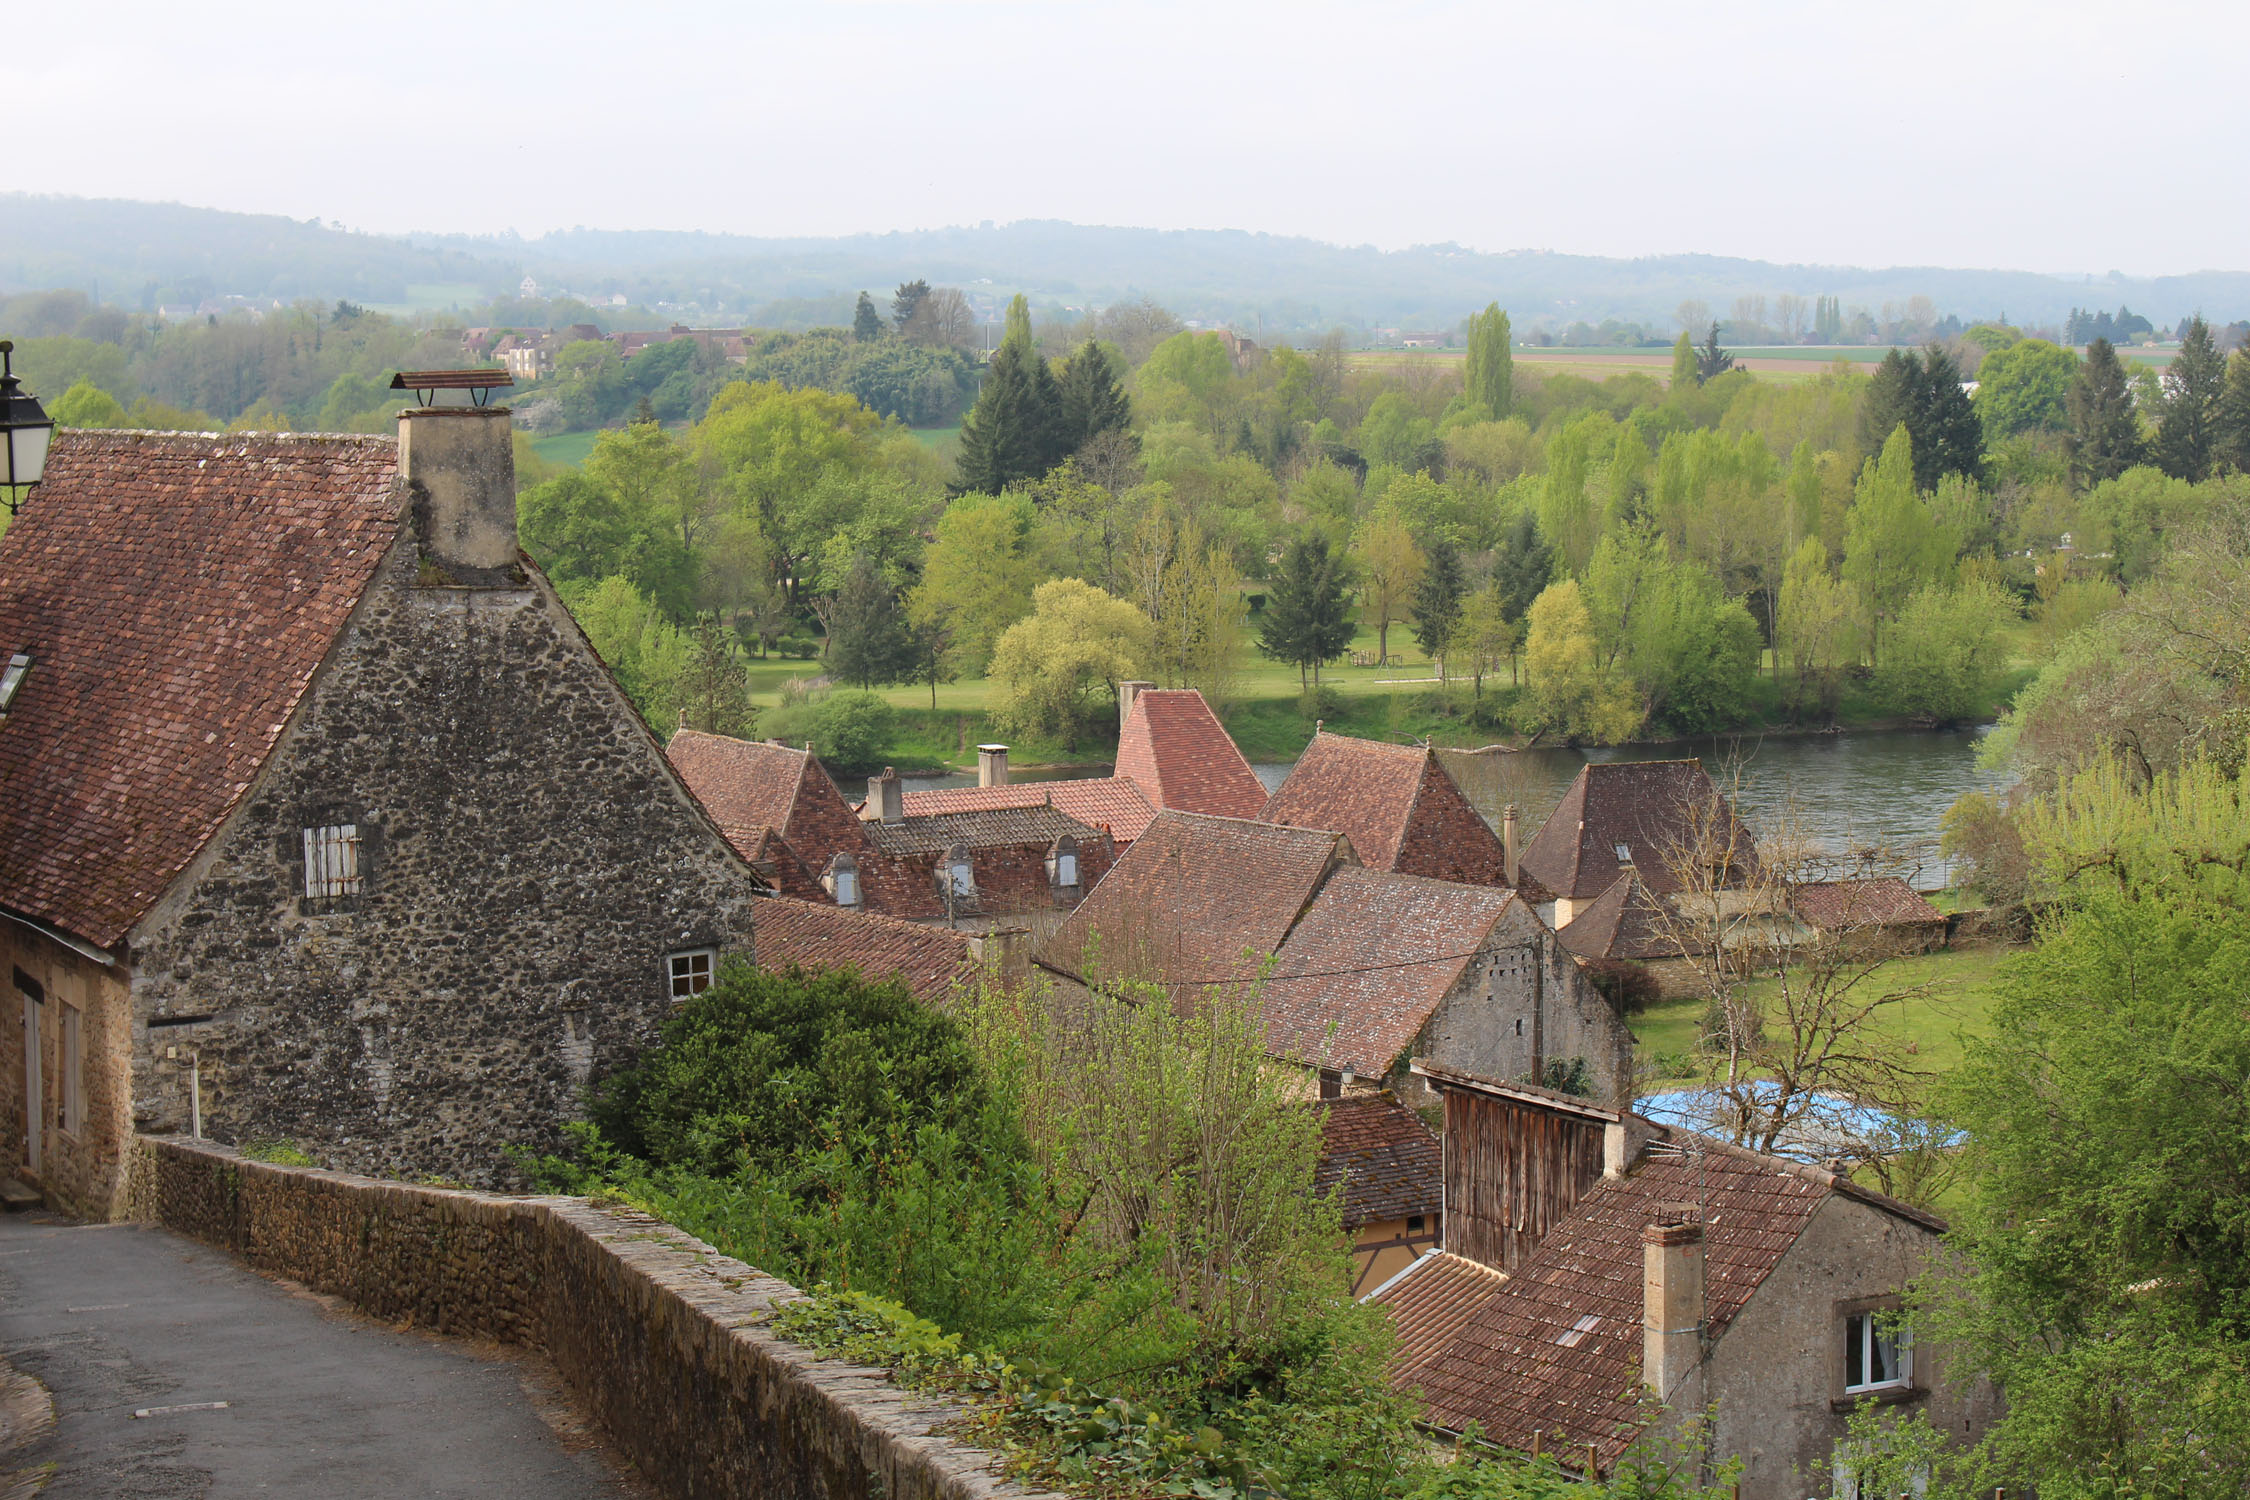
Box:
[811,692,897,772]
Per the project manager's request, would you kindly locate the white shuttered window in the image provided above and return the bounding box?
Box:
[303,824,363,898]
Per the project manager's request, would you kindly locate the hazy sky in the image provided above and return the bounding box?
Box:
[12,0,2246,274]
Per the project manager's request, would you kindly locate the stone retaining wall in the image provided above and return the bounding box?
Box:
[129,1135,1055,1500]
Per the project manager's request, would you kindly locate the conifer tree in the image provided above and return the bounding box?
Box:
[1693,323,1736,383]
[891,279,930,332]
[1464,303,1514,418]
[1490,508,1556,623]
[1411,541,1466,682]
[1860,348,1917,458]
[852,291,883,343]
[1056,339,1131,451]
[827,553,914,690]
[1257,533,1354,688]
[2219,344,2250,475]
[2153,316,2226,480]
[954,305,1068,495]
[1913,343,1984,489]
[680,616,757,738]
[2066,338,2144,488]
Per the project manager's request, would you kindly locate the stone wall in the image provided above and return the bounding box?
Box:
[130,1134,1057,1500]
[1406,908,1634,1111]
[0,926,134,1218]
[126,539,768,1185]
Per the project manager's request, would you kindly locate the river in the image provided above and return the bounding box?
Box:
[901,728,2014,890]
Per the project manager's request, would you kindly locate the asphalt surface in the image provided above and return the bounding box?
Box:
[0,1211,638,1498]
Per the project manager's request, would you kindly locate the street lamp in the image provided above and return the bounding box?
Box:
[0,340,55,514]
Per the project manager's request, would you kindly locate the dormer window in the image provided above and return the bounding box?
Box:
[1046,834,1081,890]
[1614,843,1634,863]
[943,844,975,899]
[0,653,29,714]
[823,853,861,908]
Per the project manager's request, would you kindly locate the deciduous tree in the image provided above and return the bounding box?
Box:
[987,579,1152,749]
[1463,303,1514,419]
[1351,504,1425,666]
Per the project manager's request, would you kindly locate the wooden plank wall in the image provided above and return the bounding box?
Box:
[1443,1090,1605,1272]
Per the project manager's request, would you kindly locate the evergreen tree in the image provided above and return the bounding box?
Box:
[1410,541,1466,680]
[852,292,883,343]
[1490,508,1556,622]
[827,553,915,690]
[2066,338,2145,488]
[891,279,930,332]
[680,616,757,738]
[1056,339,1131,451]
[953,337,1068,495]
[1256,533,1354,689]
[2219,344,2250,474]
[1860,348,1917,458]
[1464,303,1514,418]
[1694,323,1735,383]
[2153,315,2226,480]
[1913,343,1984,488]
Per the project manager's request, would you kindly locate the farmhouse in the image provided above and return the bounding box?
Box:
[892,684,1264,847]
[1259,730,1548,896]
[1517,759,1757,931]
[1036,810,1634,1107]
[0,393,768,1215]
[1372,1064,1998,1499]
[1315,1092,1443,1296]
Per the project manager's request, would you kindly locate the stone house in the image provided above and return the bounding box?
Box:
[667,732,1115,933]
[1371,1065,1998,1498]
[1315,1092,1443,1296]
[892,685,1265,849]
[1259,730,1550,897]
[0,406,768,1216]
[1036,810,1634,1108]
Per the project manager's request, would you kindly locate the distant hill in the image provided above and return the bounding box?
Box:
[9,193,2250,336]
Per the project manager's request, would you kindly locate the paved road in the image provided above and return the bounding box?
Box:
[0,1212,638,1498]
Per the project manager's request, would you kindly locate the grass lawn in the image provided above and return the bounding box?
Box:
[1630,941,2020,1091]
[530,429,601,468]
[909,425,962,457]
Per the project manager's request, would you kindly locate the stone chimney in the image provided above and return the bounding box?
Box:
[968,926,1031,982]
[865,766,904,824]
[1642,1219,1705,1399]
[1118,679,1155,733]
[398,403,517,581]
[977,744,1010,788]
[1503,804,1521,887]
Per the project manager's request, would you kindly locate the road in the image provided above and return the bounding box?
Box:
[0,1211,641,1498]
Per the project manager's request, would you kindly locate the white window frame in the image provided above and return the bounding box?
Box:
[945,849,975,898]
[302,824,363,899]
[1048,837,1081,889]
[1843,1310,1913,1395]
[667,947,717,1001]
[825,855,861,908]
[59,1003,82,1138]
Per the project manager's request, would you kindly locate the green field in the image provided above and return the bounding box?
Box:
[909,424,962,456]
[530,430,601,468]
[1630,941,2017,1091]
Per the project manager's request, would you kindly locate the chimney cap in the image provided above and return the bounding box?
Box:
[390,368,514,406]
[977,743,1009,754]
[1643,1219,1704,1246]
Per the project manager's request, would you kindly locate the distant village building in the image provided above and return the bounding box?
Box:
[1370,1064,1998,1497]
[893,685,1266,849]
[0,397,767,1215]
[1037,810,1633,1107]
[1517,760,1759,933]
[1315,1092,1443,1296]
[666,733,1115,934]
[751,897,993,1003]
[1259,730,1549,896]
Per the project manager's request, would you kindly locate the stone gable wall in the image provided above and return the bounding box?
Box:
[125,541,767,1186]
[129,1135,1057,1500]
[1409,912,1634,1111]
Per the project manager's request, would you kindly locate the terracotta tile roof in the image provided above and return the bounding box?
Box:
[666,731,817,850]
[898,777,1158,843]
[0,430,403,948]
[862,804,1101,858]
[1554,873,1700,962]
[1368,1252,1508,1387]
[1036,810,1346,986]
[1406,1136,1835,1463]
[1262,868,1522,1072]
[1262,733,1430,866]
[1518,760,1757,903]
[1316,1092,1443,1227]
[752,896,980,1004]
[1114,689,1267,820]
[1791,877,1945,931]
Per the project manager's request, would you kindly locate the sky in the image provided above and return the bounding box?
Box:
[10,0,2248,275]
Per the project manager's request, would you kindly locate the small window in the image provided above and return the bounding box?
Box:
[1844,1312,1912,1393]
[1614,842,1634,863]
[944,845,974,898]
[1318,1069,1341,1100]
[303,824,362,898]
[1407,1214,1426,1234]
[824,853,861,908]
[667,948,716,1001]
[59,1003,82,1137]
[1555,1313,1601,1348]
[1046,835,1081,889]
[0,654,30,713]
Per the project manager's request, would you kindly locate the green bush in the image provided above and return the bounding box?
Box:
[810,692,898,772]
